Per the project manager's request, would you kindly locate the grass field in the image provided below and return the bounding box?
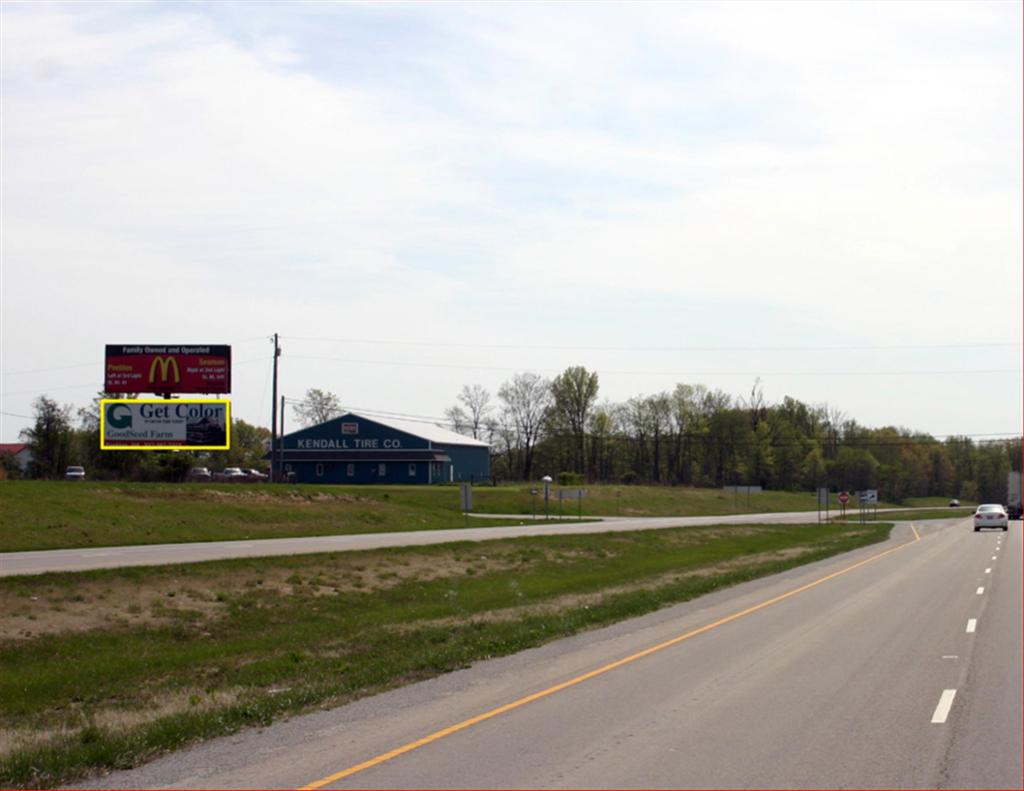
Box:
[0,519,893,788]
[0,481,925,552]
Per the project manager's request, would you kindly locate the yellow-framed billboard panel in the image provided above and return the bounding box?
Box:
[100,399,231,451]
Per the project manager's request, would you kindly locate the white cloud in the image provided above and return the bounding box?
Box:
[1,1,1020,442]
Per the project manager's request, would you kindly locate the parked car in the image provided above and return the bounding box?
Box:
[214,467,248,482]
[948,498,960,507]
[241,468,269,481]
[188,467,212,481]
[64,465,86,481]
[973,504,1008,532]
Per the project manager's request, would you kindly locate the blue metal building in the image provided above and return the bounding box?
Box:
[272,412,490,485]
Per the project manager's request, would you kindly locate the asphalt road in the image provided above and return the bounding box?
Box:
[2,508,933,577]
[79,517,1021,789]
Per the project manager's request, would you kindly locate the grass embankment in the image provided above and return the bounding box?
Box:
[0,520,892,788]
[1,481,906,552]
[0,482,572,553]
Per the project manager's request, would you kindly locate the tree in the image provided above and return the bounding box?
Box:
[446,384,492,440]
[76,392,144,480]
[293,388,342,427]
[801,445,827,490]
[498,372,551,480]
[549,366,599,477]
[668,384,708,485]
[21,395,76,479]
[223,419,273,468]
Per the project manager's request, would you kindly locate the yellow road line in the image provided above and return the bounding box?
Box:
[300,524,922,790]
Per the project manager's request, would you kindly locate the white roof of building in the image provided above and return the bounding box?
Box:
[350,413,491,448]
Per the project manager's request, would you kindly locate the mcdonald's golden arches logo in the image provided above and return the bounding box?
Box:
[148,356,181,384]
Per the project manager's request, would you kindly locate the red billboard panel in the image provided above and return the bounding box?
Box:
[105,345,231,394]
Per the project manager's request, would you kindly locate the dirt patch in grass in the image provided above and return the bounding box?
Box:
[0,549,529,642]
[0,687,246,758]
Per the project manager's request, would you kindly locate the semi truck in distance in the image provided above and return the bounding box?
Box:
[1009,470,1023,520]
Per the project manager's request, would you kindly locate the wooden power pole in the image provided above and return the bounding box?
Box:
[270,333,280,482]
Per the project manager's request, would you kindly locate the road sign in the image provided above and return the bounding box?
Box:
[459,482,473,511]
[838,491,850,506]
[859,490,878,505]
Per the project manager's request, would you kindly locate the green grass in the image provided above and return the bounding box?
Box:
[857,508,973,522]
[1,481,903,552]
[0,520,893,788]
[0,482,590,552]
[903,497,976,508]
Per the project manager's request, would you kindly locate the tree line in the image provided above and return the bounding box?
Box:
[8,377,1019,505]
[5,394,271,482]
[445,368,1021,503]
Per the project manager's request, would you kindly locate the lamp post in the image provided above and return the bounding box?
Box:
[542,475,553,520]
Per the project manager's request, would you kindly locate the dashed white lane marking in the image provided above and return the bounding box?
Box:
[985,568,992,573]
[967,619,977,633]
[977,587,985,595]
[932,690,957,723]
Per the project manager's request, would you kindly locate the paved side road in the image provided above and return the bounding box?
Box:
[78,519,1021,789]
[2,508,938,576]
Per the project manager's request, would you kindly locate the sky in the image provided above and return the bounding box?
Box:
[1,0,1022,445]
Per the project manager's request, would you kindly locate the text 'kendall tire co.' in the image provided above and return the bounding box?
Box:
[101,345,231,451]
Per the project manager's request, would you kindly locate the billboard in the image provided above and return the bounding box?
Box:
[105,345,231,394]
[101,399,231,450]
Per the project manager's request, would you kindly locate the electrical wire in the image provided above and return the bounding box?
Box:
[283,335,1021,353]
[287,354,1018,378]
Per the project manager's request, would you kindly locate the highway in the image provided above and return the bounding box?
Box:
[79,517,1021,789]
[1,508,941,577]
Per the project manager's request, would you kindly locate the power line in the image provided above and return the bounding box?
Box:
[283,335,1021,354]
[2,362,100,377]
[1,338,272,378]
[286,354,1019,378]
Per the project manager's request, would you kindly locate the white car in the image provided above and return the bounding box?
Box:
[215,467,247,482]
[64,465,86,481]
[973,504,1008,532]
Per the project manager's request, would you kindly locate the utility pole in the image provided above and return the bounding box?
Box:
[279,394,286,482]
[270,333,280,482]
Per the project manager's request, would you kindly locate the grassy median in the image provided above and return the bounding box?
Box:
[0,481,915,552]
[0,520,892,788]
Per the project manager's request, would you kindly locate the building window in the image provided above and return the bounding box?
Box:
[347,464,354,477]
[316,464,324,477]
[408,463,416,477]
[378,463,386,477]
